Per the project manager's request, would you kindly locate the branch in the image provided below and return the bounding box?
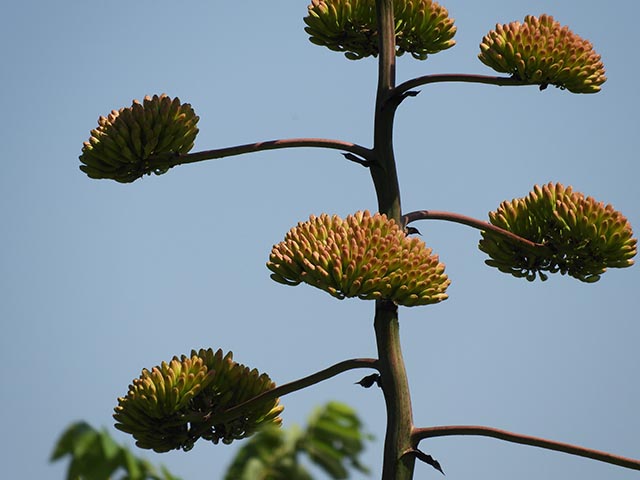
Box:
[391,73,533,101]
[160,138,374,168]
[412,425,640,471]
[402,209,545,250]
[202,358,380,425]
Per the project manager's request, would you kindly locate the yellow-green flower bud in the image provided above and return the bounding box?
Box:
[268,211,450,306]
[304,0,456,60]
[113,348,283,452]
[79,94,199,183]
[479,183,636,282]
[478,15,606,93]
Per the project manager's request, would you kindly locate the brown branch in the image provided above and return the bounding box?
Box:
[392,73,533,100]
[162,138,374,168]
[199,358,379,426]
[412,425,640,471]
[402,209,545,250]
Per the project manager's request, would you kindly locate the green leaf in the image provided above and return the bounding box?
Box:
[50,421,93,461]
[159,465,183,480]
[99,427,120,462]
[304,438,349,479]
[51,421,181,480]
[121,447,143,479]
[224,426,311,480]
[67,430,117,480]
[302,401,372,478]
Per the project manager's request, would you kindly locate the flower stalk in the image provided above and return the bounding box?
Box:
[162,137,374,168]
[371,1,416,479]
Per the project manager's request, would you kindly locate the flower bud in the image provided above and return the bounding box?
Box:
[304,0,456,60]
[479,183,636,282]
[79,94,199,183]
[113,348,283,452]
[268,211,450,306]
[478,15,606,93]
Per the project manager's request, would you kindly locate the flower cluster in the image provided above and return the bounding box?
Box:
[268,211,450,306]
[79,94,199,183]
[304,0,456,60]
[113,348,283,452]
[478,14,606,93]
[479,183,636,282]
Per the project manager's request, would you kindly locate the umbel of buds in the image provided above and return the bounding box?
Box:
[113,348,283,453]
[304,0,456,60]
[79,94,199,183]
[478,14,606,93]
[268,211,450,306]
[479,183,636,282]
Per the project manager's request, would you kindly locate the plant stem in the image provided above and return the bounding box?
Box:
[402,209,546,250]
[412,425,640,471]
[374,302,416,480]
[191,358,379,430]
[372,1,415,479]
[156,138,373,169]
[371,0,402,223]
[392,73,533,99]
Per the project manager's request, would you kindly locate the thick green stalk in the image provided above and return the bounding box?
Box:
[374,301,416,480]
[371,0,402,222]
[372,1,416,479]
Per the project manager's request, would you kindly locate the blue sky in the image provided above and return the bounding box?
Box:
[2,1,638,479]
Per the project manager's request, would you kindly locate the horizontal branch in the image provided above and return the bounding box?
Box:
[412,425,640,472]
[403,209,544,250]
[200,358,380,426]
[163,138,374,167]
[391,73,532,99]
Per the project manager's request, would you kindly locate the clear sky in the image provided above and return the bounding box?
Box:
[2,1,638,479]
